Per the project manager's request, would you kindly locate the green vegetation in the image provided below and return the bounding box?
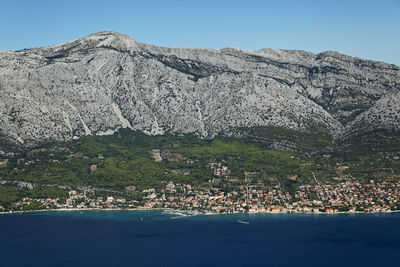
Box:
[0,129,313,189]
[233,126,334,154]
[175,138,310,179]
[0,185,68,209]
[29,186,68,199]
[0,186,23,207]
[328,102,371,114]
[338,117,352,125]
[0,126,399,206]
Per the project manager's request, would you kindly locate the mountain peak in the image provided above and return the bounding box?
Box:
[69,31,140,53]
[29,31,140,56]
[85,31,136,43]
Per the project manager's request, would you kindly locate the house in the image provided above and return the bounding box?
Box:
[271,207,280,213]
[326,208,335,213]
[303,206,312,213]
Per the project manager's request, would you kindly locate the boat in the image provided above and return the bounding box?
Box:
[237,220,250,224]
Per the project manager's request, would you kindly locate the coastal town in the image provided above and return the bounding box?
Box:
[1,121,399,215]
[2,176,400,215]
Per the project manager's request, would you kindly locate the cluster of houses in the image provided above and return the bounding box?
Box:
[296,181,400,213]
[138,180,400,213]
[8,190,130,211]
[208,162,230,177]
[3,179,400,214]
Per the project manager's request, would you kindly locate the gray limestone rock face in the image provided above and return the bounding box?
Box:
[0,31,399,149]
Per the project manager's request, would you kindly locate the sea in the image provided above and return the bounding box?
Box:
[0,210,399,267]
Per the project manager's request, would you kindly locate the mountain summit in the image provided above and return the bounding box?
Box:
[0,32,399,152]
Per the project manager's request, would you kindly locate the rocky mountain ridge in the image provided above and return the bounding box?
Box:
[0,32,399,153]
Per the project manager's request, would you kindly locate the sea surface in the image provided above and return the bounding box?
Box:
[0,210,399,266]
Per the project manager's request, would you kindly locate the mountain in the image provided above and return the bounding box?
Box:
[0,31,399,154]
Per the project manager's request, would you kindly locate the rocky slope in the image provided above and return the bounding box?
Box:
[0,31,399,152]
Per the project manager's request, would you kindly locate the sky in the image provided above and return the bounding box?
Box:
[0,0,399,65]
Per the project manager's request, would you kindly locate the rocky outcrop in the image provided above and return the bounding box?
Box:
[0,31,399,149]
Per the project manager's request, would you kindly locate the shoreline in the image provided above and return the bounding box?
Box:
[1,207,400,216]
[0,207,170,215]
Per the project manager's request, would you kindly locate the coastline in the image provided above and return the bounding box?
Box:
[1,207,400,217]
[0,207,170,216]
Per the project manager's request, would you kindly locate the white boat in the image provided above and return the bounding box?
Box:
[237,220,250,224]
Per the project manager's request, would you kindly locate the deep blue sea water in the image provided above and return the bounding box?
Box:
[0,211,399,266]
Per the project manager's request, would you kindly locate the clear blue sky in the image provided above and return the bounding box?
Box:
[1,0,399,65]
